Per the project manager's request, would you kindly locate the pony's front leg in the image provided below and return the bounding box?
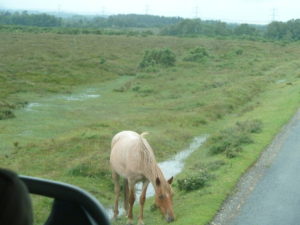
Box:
[112,171,120,219]
[138,180,149,225]
[127,181,136,225]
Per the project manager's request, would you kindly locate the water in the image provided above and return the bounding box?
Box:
[24,103,42,111]
[62,88,101,101]
[24,89,101,110]
[107,135,208,218]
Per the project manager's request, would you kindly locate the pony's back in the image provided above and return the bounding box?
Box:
[110,131,153,179]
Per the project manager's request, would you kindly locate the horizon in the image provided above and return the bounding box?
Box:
[1,7,297,26]
[1,0,300,25]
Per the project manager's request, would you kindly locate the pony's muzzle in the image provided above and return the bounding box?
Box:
[166,215,174,223]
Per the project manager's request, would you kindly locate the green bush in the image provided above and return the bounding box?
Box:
[177,170,211,192]
[0,101,18,120]
[0,109,15,120]
[183,46,209,62]
[139,48,176,68]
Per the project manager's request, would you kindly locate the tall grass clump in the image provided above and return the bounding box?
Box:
[208,120,263,158]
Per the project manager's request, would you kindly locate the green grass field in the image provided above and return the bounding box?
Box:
[1,32,300,225]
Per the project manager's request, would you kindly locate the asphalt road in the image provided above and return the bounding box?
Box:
[211,110,300,225]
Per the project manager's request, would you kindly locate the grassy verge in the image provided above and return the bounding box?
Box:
[0,32,300,224]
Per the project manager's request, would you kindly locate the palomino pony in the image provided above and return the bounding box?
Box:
[110,131,175,225]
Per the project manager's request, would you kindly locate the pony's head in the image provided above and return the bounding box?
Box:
[155,176,175,222]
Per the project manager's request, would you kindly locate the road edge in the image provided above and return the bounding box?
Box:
[209,109,300,225]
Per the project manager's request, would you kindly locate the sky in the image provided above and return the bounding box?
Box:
[0,0,299,24]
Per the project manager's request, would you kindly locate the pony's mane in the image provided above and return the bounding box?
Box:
[139,132,165,184]
[139,132,155,164]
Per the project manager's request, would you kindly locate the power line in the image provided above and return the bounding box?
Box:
[145,4,149,15]
[195,6,199,18]
[271,8,278,22]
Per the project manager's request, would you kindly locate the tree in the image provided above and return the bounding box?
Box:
[234,24,258,36]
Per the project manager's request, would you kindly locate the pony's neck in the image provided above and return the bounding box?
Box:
[139,136,167,187]
[146,163,166,187]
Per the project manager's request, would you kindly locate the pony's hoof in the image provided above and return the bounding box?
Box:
[111,215,120,221]
[126,219,133,225]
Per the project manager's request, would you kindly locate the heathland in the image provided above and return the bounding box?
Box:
[1,31,300,225]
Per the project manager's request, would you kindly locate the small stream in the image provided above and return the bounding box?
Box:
[107,135,207,218]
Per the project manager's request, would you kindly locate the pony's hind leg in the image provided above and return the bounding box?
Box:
[112,170,120,219]
[127,180,136,225]
[124,178,129,216]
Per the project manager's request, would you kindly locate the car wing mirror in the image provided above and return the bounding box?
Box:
[20,175,111,225]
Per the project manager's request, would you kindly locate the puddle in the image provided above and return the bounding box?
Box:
[106,135,207,218]
[25,103,42,111]
[24,89,101,111]
[276,79,286,84]
[62,93,100,101]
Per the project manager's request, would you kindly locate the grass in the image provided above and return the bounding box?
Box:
[0,32,300,224]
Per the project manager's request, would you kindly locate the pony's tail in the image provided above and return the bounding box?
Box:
[140,132,149,138]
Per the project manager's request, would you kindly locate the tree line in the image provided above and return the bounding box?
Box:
[0,11,62,27]
[160,18,300,41]
[1,11,300,41]
[0,11,182,28]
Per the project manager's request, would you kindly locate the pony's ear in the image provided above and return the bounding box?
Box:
[167,176,173,185]
[156,177,161,186]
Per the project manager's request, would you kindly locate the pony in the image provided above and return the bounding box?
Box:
[110,131,175,225]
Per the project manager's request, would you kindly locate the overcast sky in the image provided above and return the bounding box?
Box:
[1,0,299,24]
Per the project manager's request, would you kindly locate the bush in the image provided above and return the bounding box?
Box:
[0,109,15,120]
[139,48,176,68]
[0,101,18,120]
[235,49,243,55]
[183,46,209,62]
[177,170,211,192]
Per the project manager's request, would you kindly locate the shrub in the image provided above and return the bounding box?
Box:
[0,101,18,120]
[183,46,209,62]
[139,48,176,68]
[99,57,106,64]
[235,49,244,55]
[0,109,15,120]
[177,170,211,192]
